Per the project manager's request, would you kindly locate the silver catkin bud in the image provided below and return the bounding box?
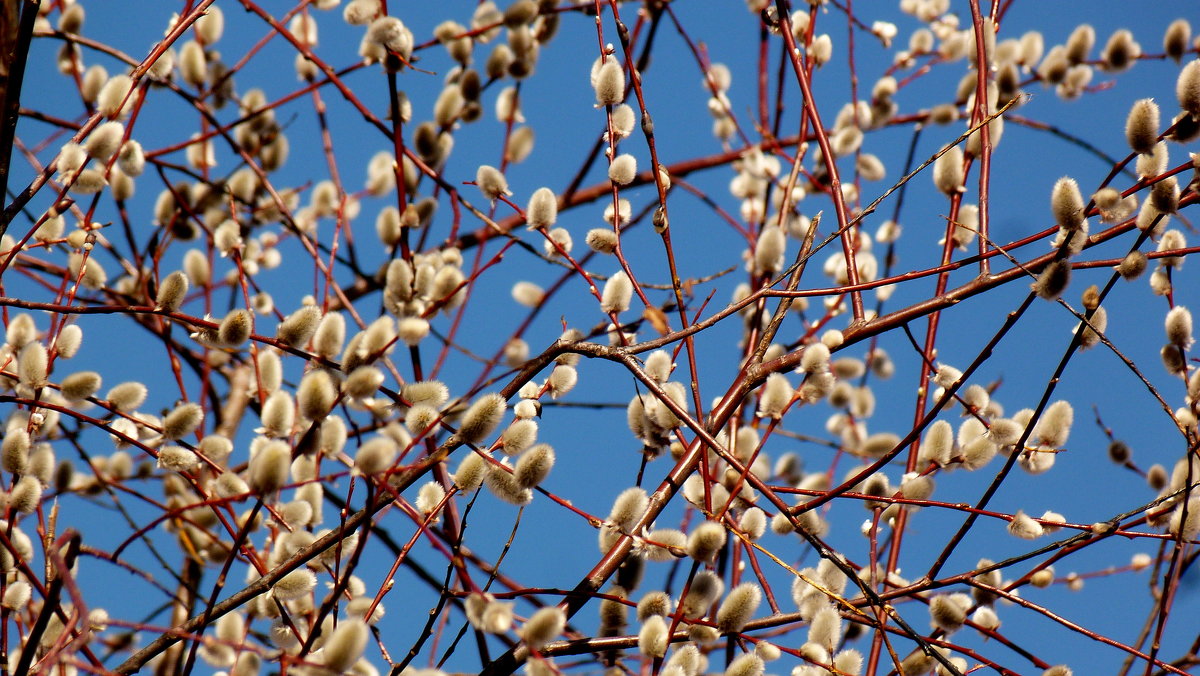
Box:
[1050,177,1085,231]
[1032,259,1071,300]
[17,342,47,389]
[250,440,291,493]
[593,58,625,105]
[932,146,964,195]
[218,309,253,347]
[156,271,189,312]
[514,443,554,488]
[297,369,336,420]
[1125,99,1160,155]
[526,187,557,230]
[1177,60,1200,116]
[321,619,368,673]
[61,371,101,401]
[459,393,506,443]
[686,521,727,563]
[521,606,566,651]
[162,402,204,440]
[716,582,762,634]
[276,306,322,347]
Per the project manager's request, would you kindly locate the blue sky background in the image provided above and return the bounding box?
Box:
[8,1,1200,674]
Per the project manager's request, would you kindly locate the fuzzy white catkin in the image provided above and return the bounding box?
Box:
[250,440,291,493]
[716,583,762,634]
[397,317,430,346]
[686,521,727,562]
[277,306,322,347]
[321,619,368,673]
[85,121,124,161]
[521,606,565,651]
[800,342,831,373]
[416,481,446,517]
[933,146,964,195]
[1051,177,1085,230]
[156,271,188,312]
[526,187,557,229]
[1165,306,1193,347]
[500,418,537,455]
[218,309,252,347]
[1178,60,1200,116]
[601,271,633,314]
[2,430,30,475]
[1126,98,1160,155]
[272,569,316,600]
[920,420,954,465]
[156,446,198,473]
[97,74,134,117]
[514,443,554,488]
[1008,510,1044,539]
[355,437,398,475]
[753,226,785,275]
[1035,400,1073,447]
[724,653,764,676]
[546,364,577,398]
[809,605,843,649]
[757,373,793,419]
[476,164,511,200]
[17,342,47,389]
[9,476,41,514]
[162,402,204,440]
[297,367,336,420]
[594,58,625,105]
[454,452,487,491]
[638,615,668,657]
[1033,259,1071,300]
[107,381,147,411]
[2,580,30,610]
[609,154,637,185]
[609,487,648,529]
[343,366,383,400]
[460,393,506,442]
